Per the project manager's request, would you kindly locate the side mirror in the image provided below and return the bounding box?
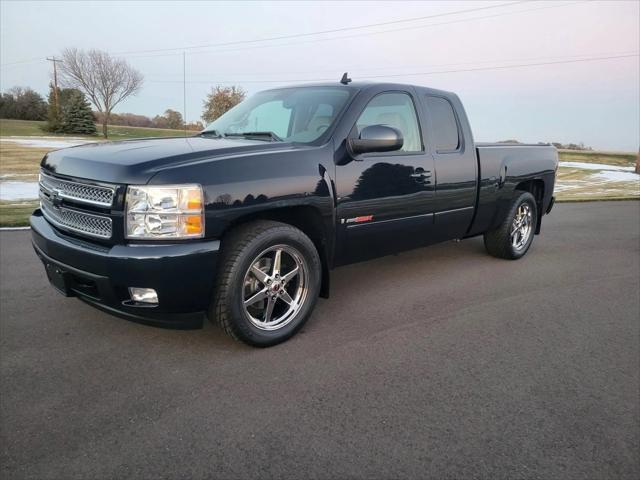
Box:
[348,125,403,156]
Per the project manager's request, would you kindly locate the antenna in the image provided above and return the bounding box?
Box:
[340,72,352,85]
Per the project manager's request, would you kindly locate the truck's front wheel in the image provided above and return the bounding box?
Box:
[211,221,321,347]
[484,190,538,260]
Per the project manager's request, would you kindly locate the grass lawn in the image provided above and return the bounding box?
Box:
[558,149,636,167]
[555,166,639,201]
[0,200,38,227]
[0,142,50,180]
[556,150,638,201]
[0,118,191,139]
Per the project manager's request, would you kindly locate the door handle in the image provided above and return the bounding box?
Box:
[411,169,432,183]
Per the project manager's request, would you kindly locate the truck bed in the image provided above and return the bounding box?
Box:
[467,144,558,237]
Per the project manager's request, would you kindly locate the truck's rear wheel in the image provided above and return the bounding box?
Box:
[484,191,537,260]
[210,220,321,347]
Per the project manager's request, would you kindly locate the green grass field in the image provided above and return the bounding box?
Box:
[0,118,191,139]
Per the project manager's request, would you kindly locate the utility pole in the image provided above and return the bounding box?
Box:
[183,51,187,137]
[46,56,63,117]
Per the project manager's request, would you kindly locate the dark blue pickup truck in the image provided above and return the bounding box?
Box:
[31,80,557,346]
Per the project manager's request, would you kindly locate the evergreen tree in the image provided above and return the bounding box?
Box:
[61,90,96,134]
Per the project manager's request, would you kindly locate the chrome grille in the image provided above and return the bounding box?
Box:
[40,171,115,207]
[40,195,112,239]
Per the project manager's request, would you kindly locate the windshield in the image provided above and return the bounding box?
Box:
[202,87,352,143]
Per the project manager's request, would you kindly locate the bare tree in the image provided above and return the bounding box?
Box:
[59,48,143,138]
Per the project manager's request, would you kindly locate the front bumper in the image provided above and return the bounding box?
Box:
[30,210,220,329]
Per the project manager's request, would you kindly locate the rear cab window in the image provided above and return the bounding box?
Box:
[425,96,460,153]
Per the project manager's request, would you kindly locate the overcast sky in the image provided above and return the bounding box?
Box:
[1,0,638,151]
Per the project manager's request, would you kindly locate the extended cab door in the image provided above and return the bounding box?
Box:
[422,94,478,241]
[335,88,436,263]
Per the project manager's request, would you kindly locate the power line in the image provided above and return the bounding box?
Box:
[0,57,45,68]
[148,50,639,80]
[369,53,639,79]
[0,0,585,68]
[119,1,584,61]
[113,1,527,56]
[145,53,639,85]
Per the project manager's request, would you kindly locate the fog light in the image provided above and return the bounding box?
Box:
[129,287,158,304]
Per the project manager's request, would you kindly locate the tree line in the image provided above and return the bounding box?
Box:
[93,110,203,131]
[0,87,48,121]
[0,48,249,138]
[1,50,245,138]
[0,86,201,134]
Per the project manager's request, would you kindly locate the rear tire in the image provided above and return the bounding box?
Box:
[210,220,321,347]
[484,191,537,260]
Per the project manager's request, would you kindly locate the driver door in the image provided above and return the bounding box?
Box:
[335,90,436,264]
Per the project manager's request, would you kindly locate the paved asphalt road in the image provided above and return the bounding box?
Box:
[1,201,638,479]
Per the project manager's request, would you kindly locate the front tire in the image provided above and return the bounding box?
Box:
[210,220,321,347]
[484,191,538,260]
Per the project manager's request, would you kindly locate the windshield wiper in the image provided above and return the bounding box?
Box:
[200,130,222,138]
[224,131,283,142]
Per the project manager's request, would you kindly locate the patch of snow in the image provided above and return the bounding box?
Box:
[1,136,97,149]
[1,201,38,206]
[0,181,39,200]
[554,183,579,192]
[554,178,595,191]
[0,173,38,179]
[559,161,635,172]
[590,171,640,182]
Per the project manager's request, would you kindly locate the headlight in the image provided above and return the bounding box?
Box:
[125,185,204,239]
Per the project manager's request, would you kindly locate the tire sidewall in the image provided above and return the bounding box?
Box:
[224,227,321,346]
[509,192,537,259]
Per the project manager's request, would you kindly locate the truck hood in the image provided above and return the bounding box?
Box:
[41,136,299,184]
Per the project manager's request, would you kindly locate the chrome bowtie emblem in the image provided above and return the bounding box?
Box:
[51,190,63,208]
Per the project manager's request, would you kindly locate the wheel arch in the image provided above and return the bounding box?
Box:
[220,206,332,298]
[514,179,545,234]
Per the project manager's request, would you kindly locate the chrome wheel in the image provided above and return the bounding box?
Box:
[510,203,533,251]
[242,244,309,331]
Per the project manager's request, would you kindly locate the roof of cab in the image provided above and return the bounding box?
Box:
[263,81,455,98]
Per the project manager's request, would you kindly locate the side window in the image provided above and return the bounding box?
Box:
[356,92,422,152]
[245,100,291,138]
[425,96,460,152]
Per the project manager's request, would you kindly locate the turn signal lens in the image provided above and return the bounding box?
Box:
[184,189,203,210]
[184,215,203,235]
